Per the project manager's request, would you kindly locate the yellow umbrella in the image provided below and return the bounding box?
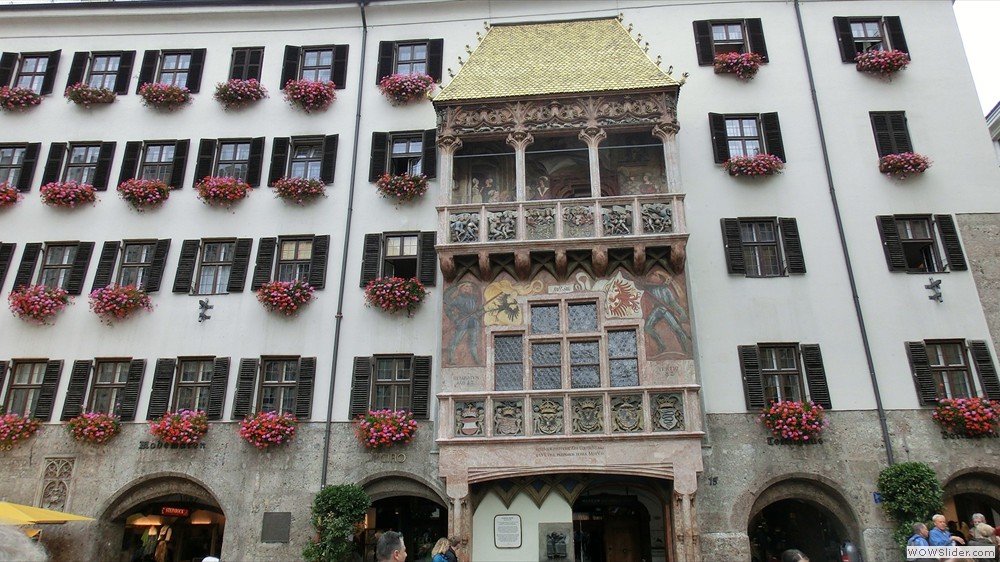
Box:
[0,502,94,525]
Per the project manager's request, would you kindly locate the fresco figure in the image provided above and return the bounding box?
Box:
[444,281,482,365]
[644,271,691,356]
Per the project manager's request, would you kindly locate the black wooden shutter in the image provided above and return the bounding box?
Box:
[369,132,388,182]
[884,16,908,54]
[0,363,7,407]
[65,241,94,296]
[760,113,785,162]
[245,137,265,188]
[935,215,967,272]
[0,243,15,291]
[779,218,806,274]
[906,342,938,405]
[91,240,120,291]
[375,41,395,83]
[332,44,349,89]
[268,137,290,186]
[411,356,431,419]
[295,357,316,419]
[118,359,146,422]
[888,113,912,155]
[137,50,159,91]
[360,233,382,287]
[143,239,171,292]
[61,360,93,421]
[13,243,42,289]
[228,238,254,293]
[692,21,714,66]
[280,45,301,89]
[115,51,136,95]
[320,134,339,184]
[184,48,207,93]
[230,48,248,80]
[349,356,372,419]
[251,237,277,290]
[92,141,117,190]
[0,53,17,87]
[41,142,67,185]
[66,52,88,89]
[800,344,832,409]
[427,39,444,81]
[118,141,142,186]
[206,357,230,420]
[418,231,437,286]
[308,235,330,289]
[969,341,1000,401]
[169,139,189,189]
[875,216,907,271]
[194,139,217,184]
[720,219,745,275]
[422,129,437,179]
[746,19,769,62]
[833,17,857,62]
[739,345,765,409]
[146,358,177,420]
[34,360,63,422]
[245,47,264,81]
[172,239,200,293]
[870,113,892,157]
[16,143,40,192]
[39,50,61,95]
[231,358,259,419]
[708,113,729,163]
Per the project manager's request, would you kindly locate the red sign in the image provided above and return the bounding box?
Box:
[161,507,189,517]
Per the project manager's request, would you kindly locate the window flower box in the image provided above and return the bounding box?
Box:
[40,180,97,208]
[149,409,209,445]
[0,182,21,209]
[378,73,435,105]
[272,176,326,205]
[256,279,315,316]
[713,52,764,80]
[138,82,191,111]
[723,153,784,177]
[354,409,418,450]
[239,411,298,449]
[375,173,428,205]
[213,78,268,110]
[195,176,252,207]
[855,49,910,78]
[66,412,121,445]
[117,178,170,212]
[64,82,116,108]
[89,284,153,325]
[878,152,930,179]
[283,79,336,113]
[933,397,1000,438]
[0,412,41,451]
[0,86,42,112]
[364,276,427,317]
[759,400,829,443]
[8,285,71,325]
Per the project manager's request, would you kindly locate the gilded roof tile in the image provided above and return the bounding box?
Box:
[434,18,679,103]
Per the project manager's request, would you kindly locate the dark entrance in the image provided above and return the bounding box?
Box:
[573,494,651,562]
[118,496,224,562]
[361,495,448,562]
[749,499,846,562]
[954,492,1000,527]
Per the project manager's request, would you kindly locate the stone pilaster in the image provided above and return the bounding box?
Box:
[506,132,533,201]
[578,127,607,198]
[652,122,681,193]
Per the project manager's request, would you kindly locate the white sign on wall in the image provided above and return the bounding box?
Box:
[494,514,522,548]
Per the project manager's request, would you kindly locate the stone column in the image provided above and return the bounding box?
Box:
[672,467,701,562]
[446,477,472,562]
[437,135,463,202]
[579,127,607,198]
[506,132,533,201]
[653,122,682,193]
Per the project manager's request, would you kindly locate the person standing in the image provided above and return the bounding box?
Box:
[376,531,407,562]
[907,523,934,562]
[444,536,459,562]
[931,515,966,546]
[430,538,449,562]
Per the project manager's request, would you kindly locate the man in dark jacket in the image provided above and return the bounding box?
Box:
[444,536,459,562]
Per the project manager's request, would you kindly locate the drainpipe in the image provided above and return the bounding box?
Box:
[321,0,370,488]
[792,0,894,465]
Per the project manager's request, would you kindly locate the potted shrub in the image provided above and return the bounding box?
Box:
[138,82,191,111]
[256,279,315,316]
[117,178,170,211]
[40,180,97,208]
[239,411,299,449]
[8,285,71,325]
[0,182,21,209]
[374,173,428,205]
[272,176,326,205]
[759,400,829,442]
[713,52,764,80]
[66,411,121,445]
[149,409,209,444]
[195,176,252,207]
[878,152,931,179]
[933,397,1000,437]
[0,86,42,112]
[88,284,153,325]
[364,276,427,316]
[855,49,910,78]
[0,412,41,451]
[354,409,418,450]
[64,83,116,108]
[213,78,268,110]
[283,79,336,113]
[723,153,784,177]
[378,73,435,105]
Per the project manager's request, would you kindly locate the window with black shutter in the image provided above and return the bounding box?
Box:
[360,231,437,287]
[229,47,264,81]
[16,241,94,295]
[269,135,339,185]
[693,19,768,65]
[90,239,170,292]
[721,217,805,277]
[280,44,349,90]
[66,51,135,95]
[250,235,329,290]
[173,238,253,295]
[375,39,445,83]
[906,340,1000,404]
[870,112,913,157]
[193,138,265,187]
[0,242,15,290]
[369,130,438,181]
[876,214,966,273]
[3,360,62,421]
[708,113,785,163]
[2,51,60,94]
[350,355,431,419]
[738,344,831,409]
[230,357,316,420]
[834,16,908,63]
[119,140,190,188]
[59,358,146,421]
[137,49,207,93]
[41,142,116,191]
[0,143,41,192]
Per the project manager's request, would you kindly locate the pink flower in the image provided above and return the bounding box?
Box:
[0,182,22,209]
[723,154,784,177]
[8,285,72,324]
[0,86,42,111]
[855,49,910,78]
[213,79,268,110]
[40,181,97,208]
[713,52,764,80]
[88,285,153,325]
[271,176,326,205]
[256,280,315,316]
[138,83,191,111]
[375,173,428,204]
[378,73,435,105]
[117,178,170,211]
[878,152,931,179]
[64,83,116,108]
[195,176,252,206]
[283,79,336,113]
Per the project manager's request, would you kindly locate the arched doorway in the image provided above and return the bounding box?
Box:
[944,470,1000,529]
[360,476,449,562]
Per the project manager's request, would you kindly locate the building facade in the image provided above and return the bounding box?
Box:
[0,1,998,561]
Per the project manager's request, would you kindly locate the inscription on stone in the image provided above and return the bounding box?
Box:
[535,444,604,459]
[941,431,999,440]
[450,373,479,389]
[139,441,205,450]
[547,285,573,294]
[766,438,823,446]
[369,452,407,463]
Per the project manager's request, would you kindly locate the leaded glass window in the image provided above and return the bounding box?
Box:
[494,335,524,391]
[609,330,639,387]
[532,342,562,390]
[570,340,600,388]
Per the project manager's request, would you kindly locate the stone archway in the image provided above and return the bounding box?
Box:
[943,469,1000,528]
[358,473,451,562]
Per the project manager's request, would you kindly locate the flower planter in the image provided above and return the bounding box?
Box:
[117,178,170,211]
[878,152,930,179]
[0,413,41,451]
[375,173,428,205]
[0,182,21,209]
[138,82,191,111]
[40,181,97,208]
[855,49,910,78]
[149,409,209,444]
[256,280,315,316]
[195,176,252,207]
[355,409,418,450]
[713,52,763,80]
[723,154,784,177]
[759,400,828,442]
[239,411,298,449]
[364,277,427,316]
[214,78,268,110]
[933,397,1000,438]
[64,83,116,108]
[272,176,326,205]
[378,73,435,105]
[283,79,336,113]
[89,285,153,325]
[0,86,42,112]
[8,285,71,324]
[66,412,121,445]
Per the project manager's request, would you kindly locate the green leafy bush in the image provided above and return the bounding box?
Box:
[303,484,371,562]
[876,462,943,548]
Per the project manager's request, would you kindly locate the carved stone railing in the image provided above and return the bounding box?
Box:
[438,384,701,441]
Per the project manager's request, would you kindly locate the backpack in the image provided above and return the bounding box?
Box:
[432,554,448,562]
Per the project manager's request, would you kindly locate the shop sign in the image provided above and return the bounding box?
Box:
[161,506,190,517]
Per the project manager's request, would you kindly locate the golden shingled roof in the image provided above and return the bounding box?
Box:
[434,18,679,103]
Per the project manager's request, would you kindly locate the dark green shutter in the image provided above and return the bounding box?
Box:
[144,239,171,292]
[360,233,381,287]
[692,21,714,65]
[231,358,259,419]
[422,129,437,179]
[268,137,290,186]
[369,132,388,182]
[66,52,88,89]
[246,137,265,188]
[349,357,372,419]
[169,139,189,189]
[308,235,330,289]
[16,143,40,192]
[33,360,63,421]
[760,113,785,162]
[418,231,437,286]
[227,238,254,293]
[800,344,832,409]
[969,341,1000,401]
[884,17,908,54]
[0,53,17,87]
[172,239,200,293]
[888,112,912,155]
[779,218,806,274]
[65,241,94,295]
[0,362,7,410]
[146,358,177,420]
[91,141,116,191]
[118,359,146,422]
[375,41,394,84]
[708,113,729,163]
[876,215,907,271]
[230,48,248,80]
[935,215,967,271]
[833,17,856,62]
[906,342,938,405]
[411,356,431,419]
[320,134,339,184]
[13,242,42,290]
[41,142,67,185]
[39,50,61,95]
[60,360,93,421]
[739,346,765,409]
[91,240,120,291]
[194,139,217,185]
[721,219,745,275]
[746,19,768,62]
[137,50,158,90]
[427,39,444,81]
[295,357,316,419]
[114,51,135,95]
[0,243,16,291]
[118,141,142,186]
[207,357,230,420]
[280,45,301,89]
[185,48,207,93]
[251,237,277,290]
[332,44,349,90]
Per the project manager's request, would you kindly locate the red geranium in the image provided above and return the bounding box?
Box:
[117,178,170,211]
[64,83,116,108]
[256,280,315,316]
[239,411,298,449]
[375,173,428,204]
[138,82,191,111]
[378,73,435,105]
[213,78,268,110]
[8,285,72,324]
[759,400,829,442]
[933,397,1000,437]
[40,181,97,208]
[283,79,336,113]
[149,409,209,444]
[0,412,41,450]
[723,153,784,177]
[364,277,427,316]
[878,152,931,180]
[0,86,42,112]
[714,52,764,80]
[355,409,418,449]
[66,412,121,445]
[0,182,21,209]
[855,49,910,78]
[89,284,153,325]
[195,176,252,206]
[272,176,326,205]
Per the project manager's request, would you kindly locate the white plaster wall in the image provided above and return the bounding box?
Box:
[471,491,572,562]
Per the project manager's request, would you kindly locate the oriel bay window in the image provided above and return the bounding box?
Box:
[596,131,668,198]
[118,140,190,188]
[40,142,116,190]
[834,16,908,62]
[146,357,231,421]
[91,239,170,292]
[525,136,591,200]
[349,355,431,419]
[0,51,60,94]
[738,343,831,409]
[693,19,768,64]
[906,340,1000,404]
[452,140,515,204]
[0,143,40,192]
[173,238,253,295]
[12,241,95,295]
[59,358,147,421]
[65,51,135,95]
[2,360,62,421]
[231,357,316,419]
